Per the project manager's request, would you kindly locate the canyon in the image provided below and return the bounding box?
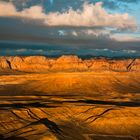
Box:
[0,56,140,140]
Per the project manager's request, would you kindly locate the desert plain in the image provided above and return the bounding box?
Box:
[0,55,140,140]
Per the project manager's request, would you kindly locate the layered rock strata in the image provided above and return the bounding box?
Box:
[0,55,140,72]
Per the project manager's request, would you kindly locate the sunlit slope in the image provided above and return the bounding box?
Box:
[0,105,140,140]
[0,72,140,102]
[0,71,140,139]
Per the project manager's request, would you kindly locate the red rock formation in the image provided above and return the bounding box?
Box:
[51,55,88,71]
[8,56,50,72]
[109,59,133,71]
[130,59,140,71]
[0,57,10,69]
[0,56,140,72]
[88,58,110,71]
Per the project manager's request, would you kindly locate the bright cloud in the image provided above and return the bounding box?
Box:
[112,34,140,42]
[0,1,137,30]
[45,2,136,30]
[0,1,46,19]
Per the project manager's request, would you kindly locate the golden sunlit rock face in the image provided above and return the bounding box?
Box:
[0,56,140,140]
[0,56,140,72]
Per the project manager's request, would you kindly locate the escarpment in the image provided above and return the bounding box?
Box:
[0,57,10,70]
[0,55,140,72]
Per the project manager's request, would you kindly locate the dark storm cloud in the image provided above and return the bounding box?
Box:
[0,17,140,52]
[0,1,140,57]
[1,40,140,57]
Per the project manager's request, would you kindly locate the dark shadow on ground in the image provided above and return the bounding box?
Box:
[0,102,54,109]
[63,99,140,107]
[0,134,27,140]
[0,99,140,110]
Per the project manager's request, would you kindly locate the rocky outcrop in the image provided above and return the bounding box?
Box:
[85,58,110,71]
[0,57,11,69]
[130,59,140,71]
[51,55,88,71]
[7,56,50,72]
[0,55,140,72]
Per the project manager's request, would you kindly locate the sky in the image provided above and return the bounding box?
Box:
[0,0,140,57]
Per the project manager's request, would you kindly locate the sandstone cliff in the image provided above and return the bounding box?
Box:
[0,55,140,72]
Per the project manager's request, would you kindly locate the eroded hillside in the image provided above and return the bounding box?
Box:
[0,71,140,140]
[0,56,140,140]
[0,55,140,72]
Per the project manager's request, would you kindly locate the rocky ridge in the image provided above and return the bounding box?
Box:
[0,55,140,72]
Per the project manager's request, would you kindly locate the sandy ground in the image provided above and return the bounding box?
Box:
[0,72,140,140]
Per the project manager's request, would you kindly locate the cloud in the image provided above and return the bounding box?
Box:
[15,48,44,53]
[112,34,140,42]
[1,46,140,57]
[0,2,17,17]
[56,28,140,43]
[0,1,137,30]
[45,2,136,30]
[0,1,46,19]
[60,29,111,40]
[1,47,64,56]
